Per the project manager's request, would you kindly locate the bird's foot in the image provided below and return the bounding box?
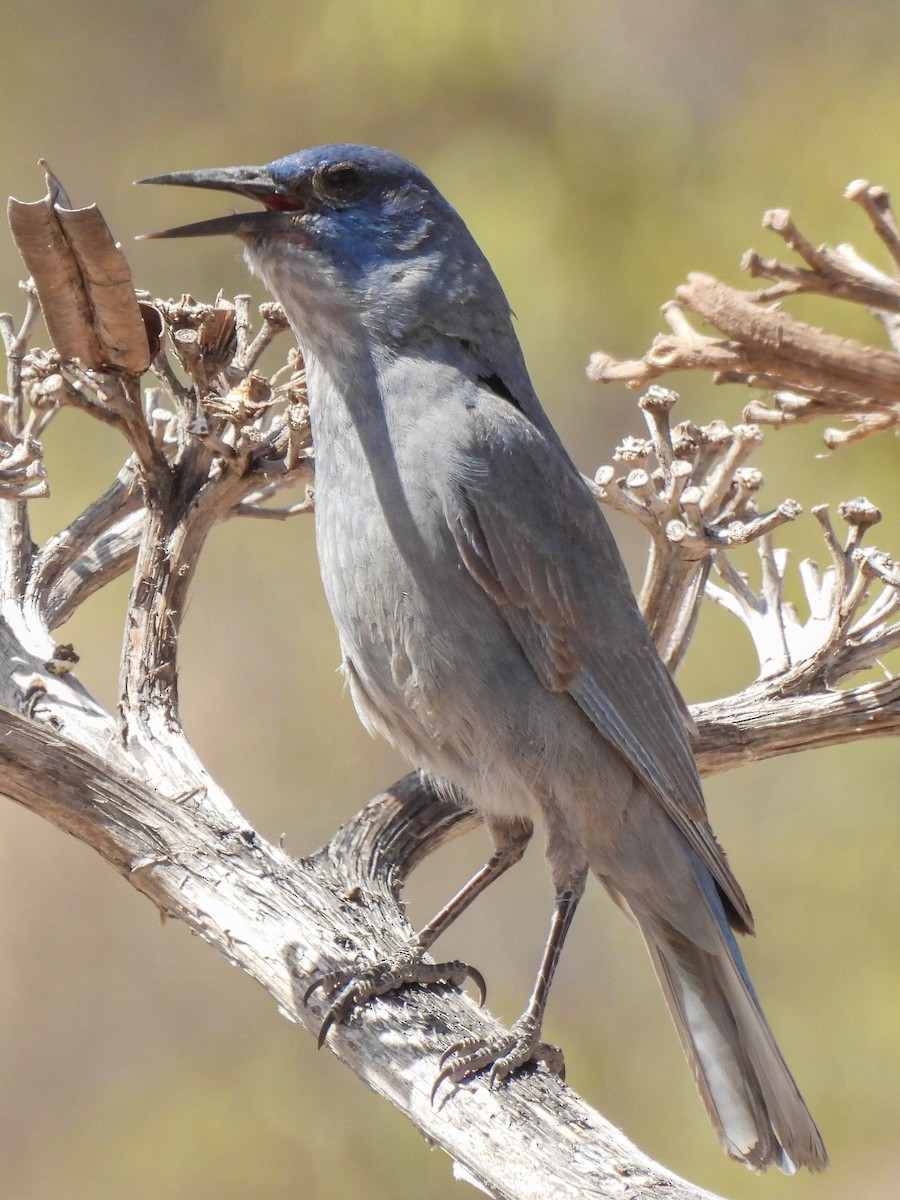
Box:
[304,947,486,1047]
[433,1014,565,1099]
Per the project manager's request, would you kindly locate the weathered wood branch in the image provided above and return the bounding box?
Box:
[693,676,900,772]
[0,709,729,1200]
[589,179,900,448]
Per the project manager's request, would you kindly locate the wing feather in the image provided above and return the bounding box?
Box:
[446,400,753,931]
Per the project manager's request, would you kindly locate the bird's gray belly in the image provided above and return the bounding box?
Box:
[314,485,615,823]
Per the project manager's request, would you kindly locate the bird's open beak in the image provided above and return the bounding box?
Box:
[136,165,299,240]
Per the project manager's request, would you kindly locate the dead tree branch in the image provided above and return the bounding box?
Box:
[587,181,900,785]
[589,179,900,448]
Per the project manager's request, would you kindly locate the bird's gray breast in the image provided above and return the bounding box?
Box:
[306,358,545,811]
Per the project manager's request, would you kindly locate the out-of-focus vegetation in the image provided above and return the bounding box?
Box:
[1,3,898,1198]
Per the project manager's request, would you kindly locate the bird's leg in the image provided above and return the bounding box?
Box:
[434,866,587,1092]
[415,815,534,949]
[306,816,533,1045]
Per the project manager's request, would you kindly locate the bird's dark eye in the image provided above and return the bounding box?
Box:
[313,163,365,204]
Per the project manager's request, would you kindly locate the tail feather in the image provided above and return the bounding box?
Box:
[636,906,828,1173]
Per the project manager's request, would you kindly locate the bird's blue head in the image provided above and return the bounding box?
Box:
[140,144,512,357]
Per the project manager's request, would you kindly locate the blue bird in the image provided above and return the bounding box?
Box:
[141,145,826,1172]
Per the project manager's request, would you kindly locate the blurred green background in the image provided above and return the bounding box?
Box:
[1,2,898,1197]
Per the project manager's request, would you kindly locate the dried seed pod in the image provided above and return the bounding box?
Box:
[8,162,151,373]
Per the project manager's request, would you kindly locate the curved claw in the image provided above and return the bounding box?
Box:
[430,1061,455,1104]
[438,1038,473,1070]
[488,1061,504,1089]
[303,975,329,1005]
[437,1030,499,1071]
[466,963,487,1007]
[314,998,348,1046]
[304,953,487,1055]
[432,1036,494,1102]
[317,1006,339,1049]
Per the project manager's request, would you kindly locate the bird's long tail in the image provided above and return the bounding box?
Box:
[634,870,827,1173]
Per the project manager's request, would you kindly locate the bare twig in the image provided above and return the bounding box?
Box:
[590,388,802,671]
[590,179,900,446]
[845,179,900,272]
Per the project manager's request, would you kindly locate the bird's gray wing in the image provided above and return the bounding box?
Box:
[446,398,753,930]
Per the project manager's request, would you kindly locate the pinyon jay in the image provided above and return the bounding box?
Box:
[141,145,826,1173]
